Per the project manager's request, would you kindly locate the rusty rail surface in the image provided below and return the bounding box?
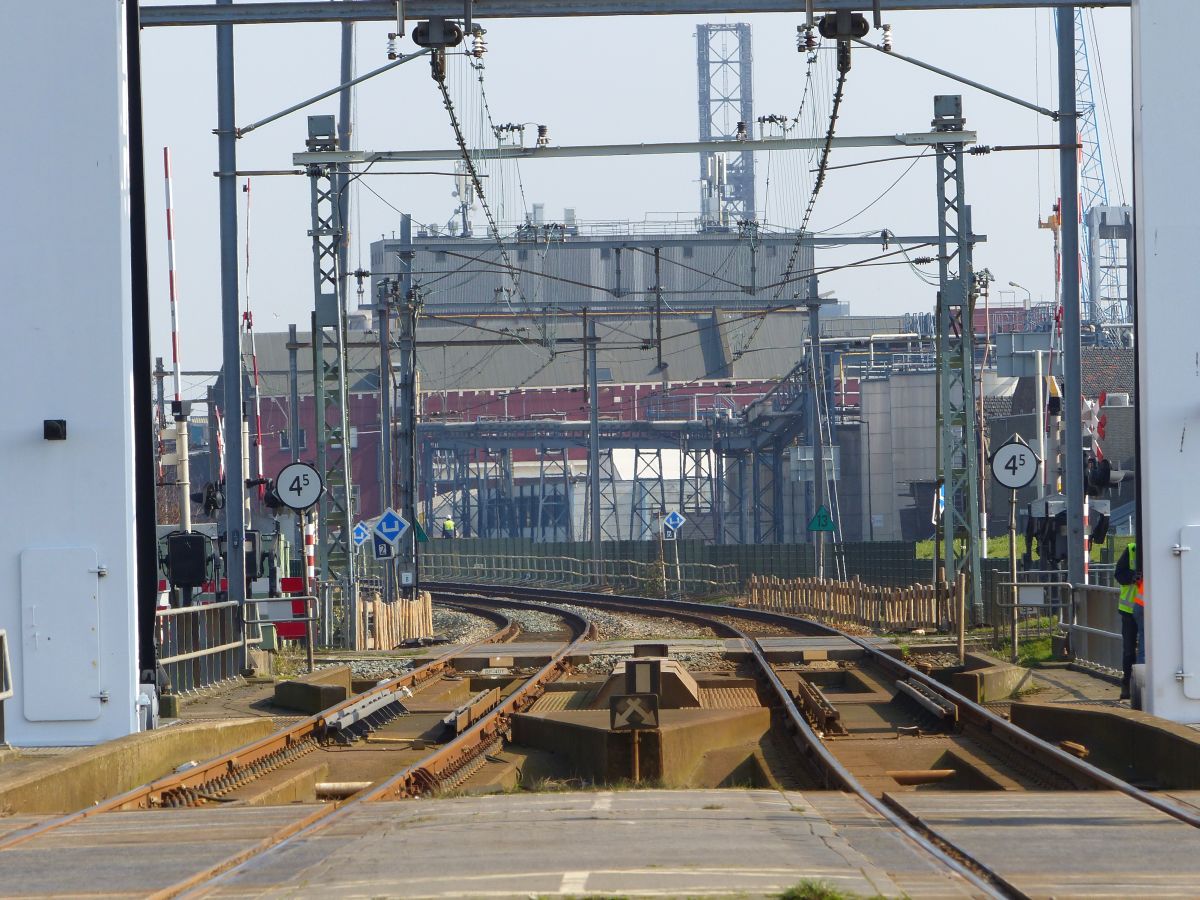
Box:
[165,594,596,897]
[0,605,520,852]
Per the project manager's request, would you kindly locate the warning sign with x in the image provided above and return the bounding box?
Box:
[609,693,660,731]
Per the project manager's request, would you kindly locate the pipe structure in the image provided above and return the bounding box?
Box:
[587,316,602,567]
[216,0,248,655]
[1057,9,1085,587]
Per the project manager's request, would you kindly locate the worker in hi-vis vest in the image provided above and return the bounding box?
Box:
[442,517,456,539]
[1115,541,1145,700]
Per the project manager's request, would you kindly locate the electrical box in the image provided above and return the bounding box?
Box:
[166,533,208,589]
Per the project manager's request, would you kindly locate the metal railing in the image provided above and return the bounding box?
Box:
[421,552,739,600]
[156,601,259,694]
[1067,583,1123,675]
[988,573,1122,672]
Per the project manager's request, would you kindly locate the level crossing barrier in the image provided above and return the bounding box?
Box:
[156,600,260,694]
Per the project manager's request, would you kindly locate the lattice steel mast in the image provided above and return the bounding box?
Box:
[933,95,982,612]
[697,23,755,228]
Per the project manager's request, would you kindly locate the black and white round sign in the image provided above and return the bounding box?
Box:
[991,440,1040,490]
[276,462,324,510]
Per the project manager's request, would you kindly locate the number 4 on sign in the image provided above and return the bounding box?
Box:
[990,438,1040,491]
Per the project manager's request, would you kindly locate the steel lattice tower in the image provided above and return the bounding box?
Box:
[1073,11,1129,326]
[697,23,755,228]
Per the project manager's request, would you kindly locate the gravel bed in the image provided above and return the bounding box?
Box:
[554,603,717,642]
[503,607,571,636]
[574,649,736,675]
[434,606,497,645]
[311,658,417,680]
[708,615,798,638]
[908,650,967,670]
[344,658,416,680]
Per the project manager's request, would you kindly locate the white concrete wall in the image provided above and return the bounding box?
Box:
[0,2,140,744]
[1133,0,1200,723]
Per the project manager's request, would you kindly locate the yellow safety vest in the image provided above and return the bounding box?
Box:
[1119,543,1142,613]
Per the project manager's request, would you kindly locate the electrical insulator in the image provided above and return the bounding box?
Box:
[736,121,748,141]
[796,24,817,53]
[387,32,398,60]
[882,24,893,52]
[472,27,487,58]
[537,124,549,147]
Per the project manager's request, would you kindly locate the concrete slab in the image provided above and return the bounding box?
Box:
[0,806,322,896]
[202,790,971,898]
[885,791,1200,897]
[1011,701,1200,789]
[0,719,276,814]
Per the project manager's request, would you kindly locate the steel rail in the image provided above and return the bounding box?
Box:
[0,606,520,852]
[450,582,1200,826]
[173,595,596,898]
[433,583,1009,897]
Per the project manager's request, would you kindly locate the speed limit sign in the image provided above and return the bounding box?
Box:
[991,439,1040,490]
[276,462,324,511]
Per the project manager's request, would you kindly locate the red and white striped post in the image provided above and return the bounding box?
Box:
[163,147,191,531]
[304,512,318,594]
[242,177,265,500]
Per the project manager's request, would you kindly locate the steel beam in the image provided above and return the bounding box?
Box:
[401,232,977,250]
[216,1,248,636]
[143,2,1128,28]
[295,131,975,166]
[1058,8,1085,589]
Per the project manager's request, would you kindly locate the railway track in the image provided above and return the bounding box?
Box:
[427,583,1200,899]
[0,597,593,893]
[4,583,1200,898]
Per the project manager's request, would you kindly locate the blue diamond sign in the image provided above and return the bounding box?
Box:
[663,510,686,532]
[352,522,371,547]
[374,507,409,546]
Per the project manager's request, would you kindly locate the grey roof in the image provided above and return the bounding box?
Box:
[246,311,914,397]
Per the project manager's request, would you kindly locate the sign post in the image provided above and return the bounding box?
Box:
[372,507,410,592]
[807,504,835,579]
[276,462,324,659]
[610,693,659,784]
[990,437,1040,662]
[662,511,685,599]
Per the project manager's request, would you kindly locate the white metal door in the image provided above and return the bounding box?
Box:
[20,548,102,721]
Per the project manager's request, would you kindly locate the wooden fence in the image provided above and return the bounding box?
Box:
[746,574,951,632]
[356,591,434,651]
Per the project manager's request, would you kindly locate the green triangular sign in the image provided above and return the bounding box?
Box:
[807,505,835,533]
[413,518,429,544]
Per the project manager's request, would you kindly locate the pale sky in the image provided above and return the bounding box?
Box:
[140,5,1133,395]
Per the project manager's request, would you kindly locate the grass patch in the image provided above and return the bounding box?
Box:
[272,642,306,680]
[777,880,886,900]
[995,635,1056,667]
